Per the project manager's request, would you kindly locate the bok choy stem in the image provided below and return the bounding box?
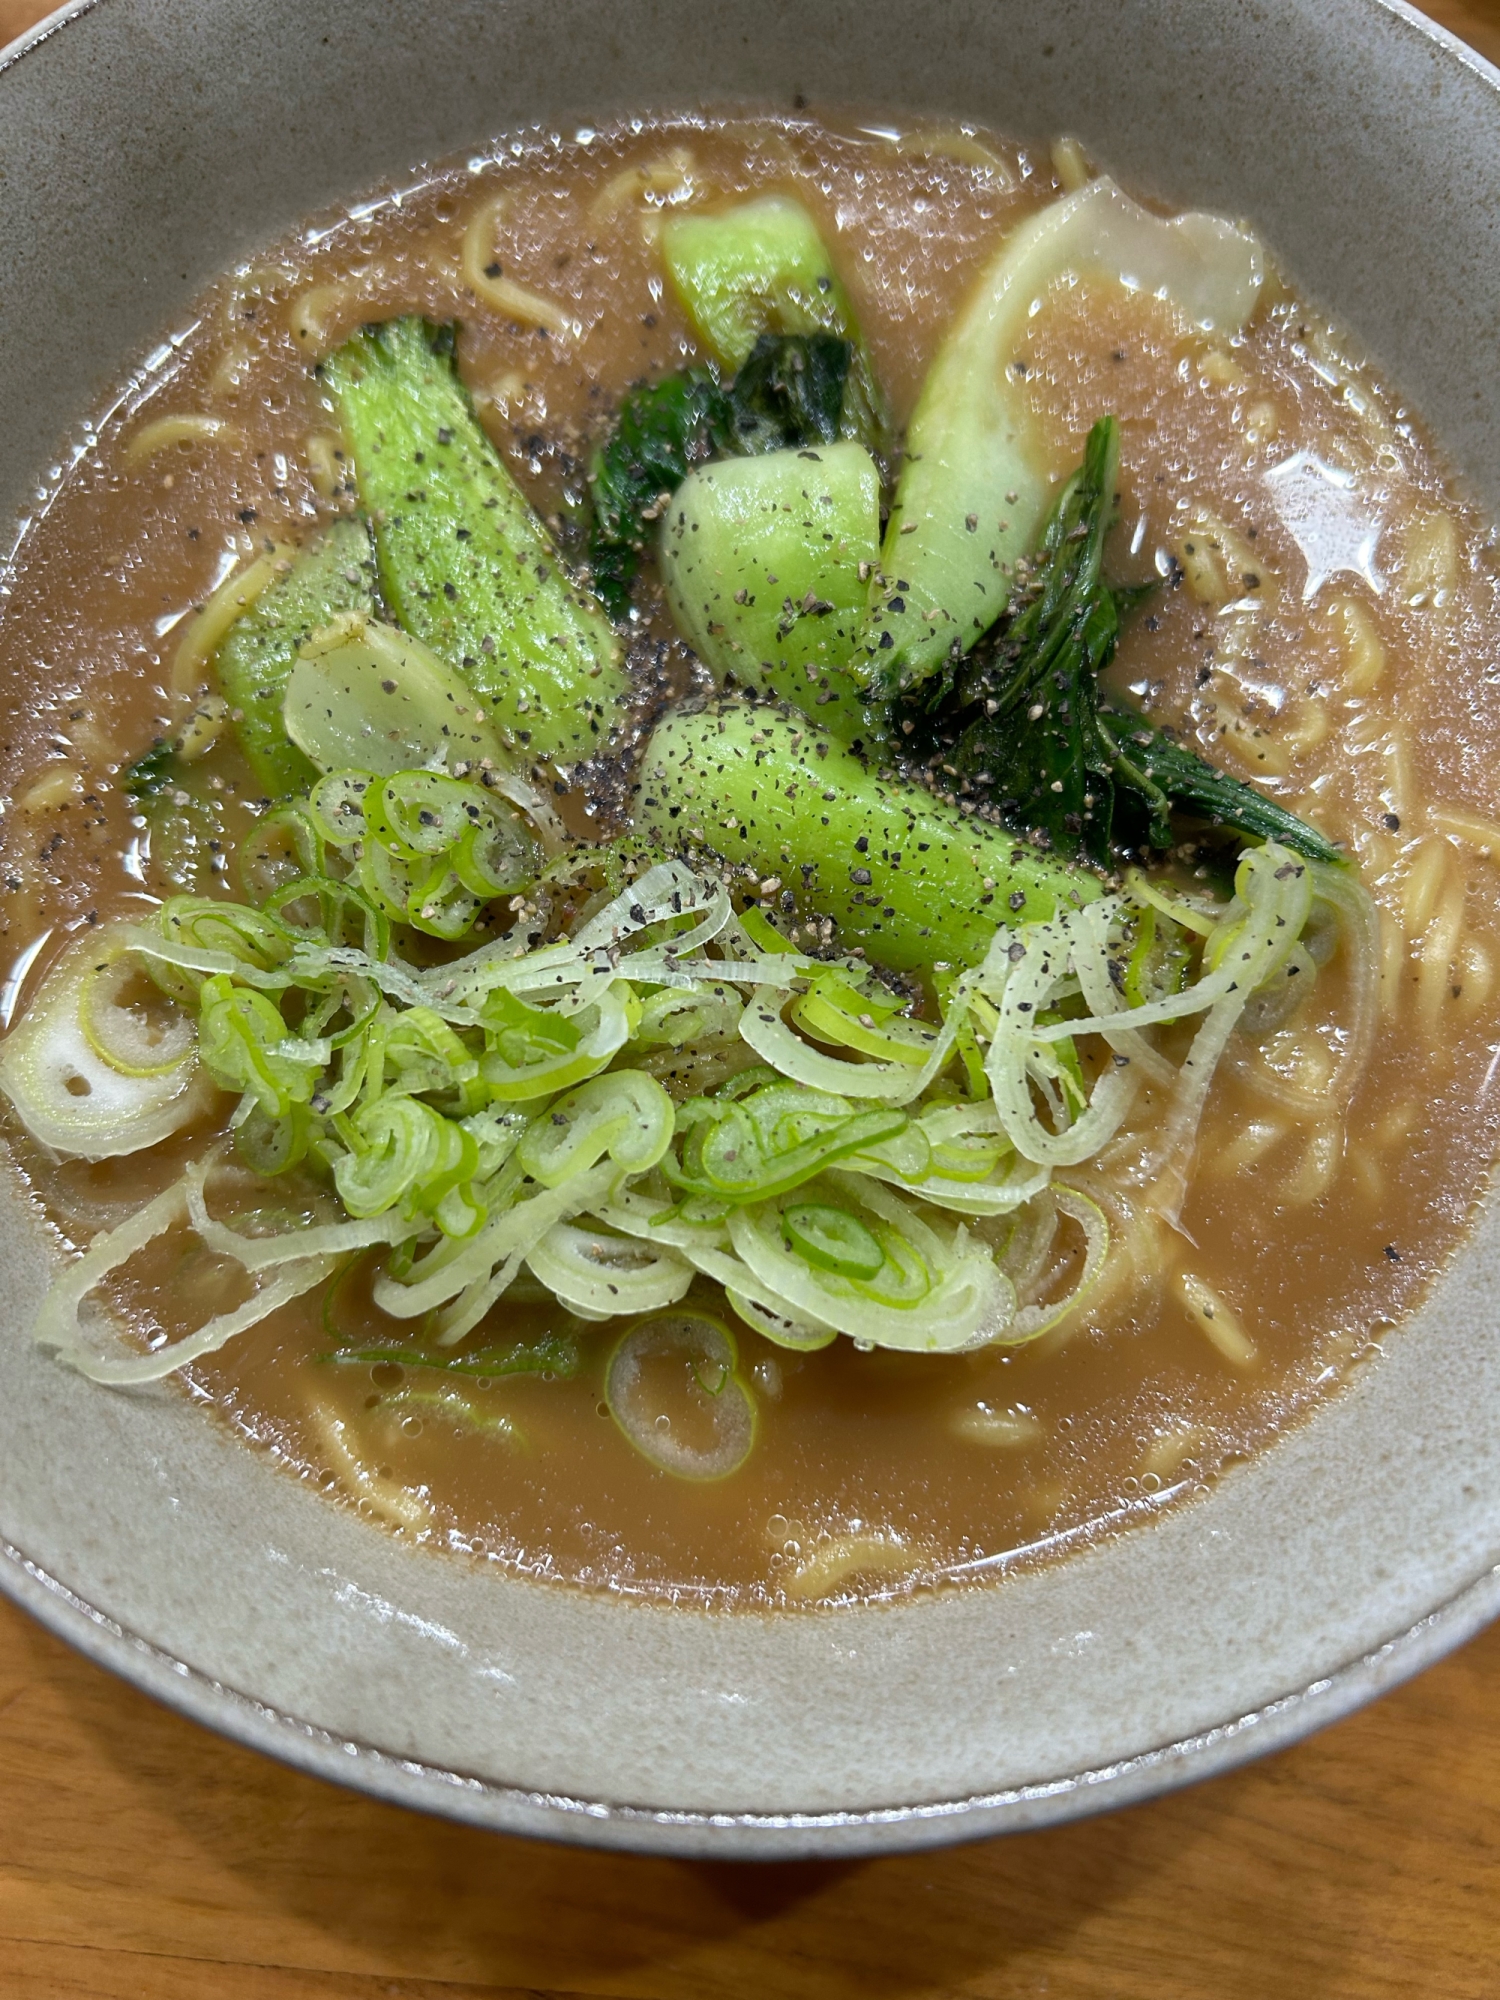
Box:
[631,699,1105,969]
[320,317,626,765]
[857,178,1264,696]
[662,197,888,457]
[658,442,880,741]
[215,517,380,796]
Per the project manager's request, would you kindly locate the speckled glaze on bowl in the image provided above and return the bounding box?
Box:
[2,0,1499,1858]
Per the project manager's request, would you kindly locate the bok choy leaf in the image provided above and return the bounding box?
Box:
[909,416,1342,867]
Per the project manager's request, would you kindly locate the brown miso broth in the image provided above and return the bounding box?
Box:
[4,114,1500,1606]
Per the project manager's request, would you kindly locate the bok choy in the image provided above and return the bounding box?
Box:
[905,416,1342,867]
[588,332,857,620]
[658,443,879,739]
[321,317,627,763]
[662,196,887,455]
[632,698,1105,968]
[216,518,380,795]
[857,177,1265,696]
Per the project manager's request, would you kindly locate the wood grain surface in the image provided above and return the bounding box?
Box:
[3,1,1500,1995]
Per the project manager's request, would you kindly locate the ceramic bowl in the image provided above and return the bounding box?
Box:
[2,0,1498,1858]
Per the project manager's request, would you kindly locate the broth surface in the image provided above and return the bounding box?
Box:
[5,115,1500,1605]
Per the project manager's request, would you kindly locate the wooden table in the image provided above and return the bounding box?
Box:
[4,0,1500,1992]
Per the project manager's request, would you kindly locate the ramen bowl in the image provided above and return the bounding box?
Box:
[1,0,1499,1856]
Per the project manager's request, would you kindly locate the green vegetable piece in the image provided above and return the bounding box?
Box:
[320,317,624,763]
[671,1081,908,1204]
[659,441,879,741]
[605,1311,756,1480]
[283,615,511,777]
[515,1070,674,1187]
[726,333,851,456]
[939,415,1124,864]
[588,370,734,618]
[477,985,631,1101]
[122,739,182,800]
[215,517,378,795]
[334,1094,478,1221]
[860,178,1264,697]
[197,974,316,1120]
[925,417,1342,867]
[790,964,934,1064]
[161,894,294,971]
[308,771,374,847]
[0,922,211,1160]
[662,197,887,455]
[320,1333,581,1379]
[1098,700,1344,865]
[406,866,484,942]
[376,769,484,857]
[138,768,236,895]
[586,335,853,625]
[782,1201,885,1278]
[304,761,541,941]
[632,700,1104,970]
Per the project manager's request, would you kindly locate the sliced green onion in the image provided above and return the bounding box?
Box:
[375,769,480,858]
[308,770,376,848]
[516,1069,674,1187]
[237,803,328,903]
[724,1287,838,1351]
[406,864,484,941]
[782,1201,883,1278]
[263,875,389,958]
[161,897,293,973]
[197,975,318,1119]
[356,838,422,924]
[721,1176,1009,1353]
[479,984,634,1101]
[0,926,213,1158]
[79,949,196,1079]
[790,968,935,1067]
[451,805,541,899]
[605,1312,757,1479]
[631,982,744,1050]
[1003,1186,1111,1344]
[34,1172,335,1385]
[461,1103,531,1180]
[592,1177,736,1253]
[671,1083,910,1205]
[527,1220,694,1318]
[370,1159,617,1338]
[739,985,959,1104]
[234,1102,311,1176]
[333,1096,477,1220]
[183,1156,413,1271]
[320,1331,581,1378]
